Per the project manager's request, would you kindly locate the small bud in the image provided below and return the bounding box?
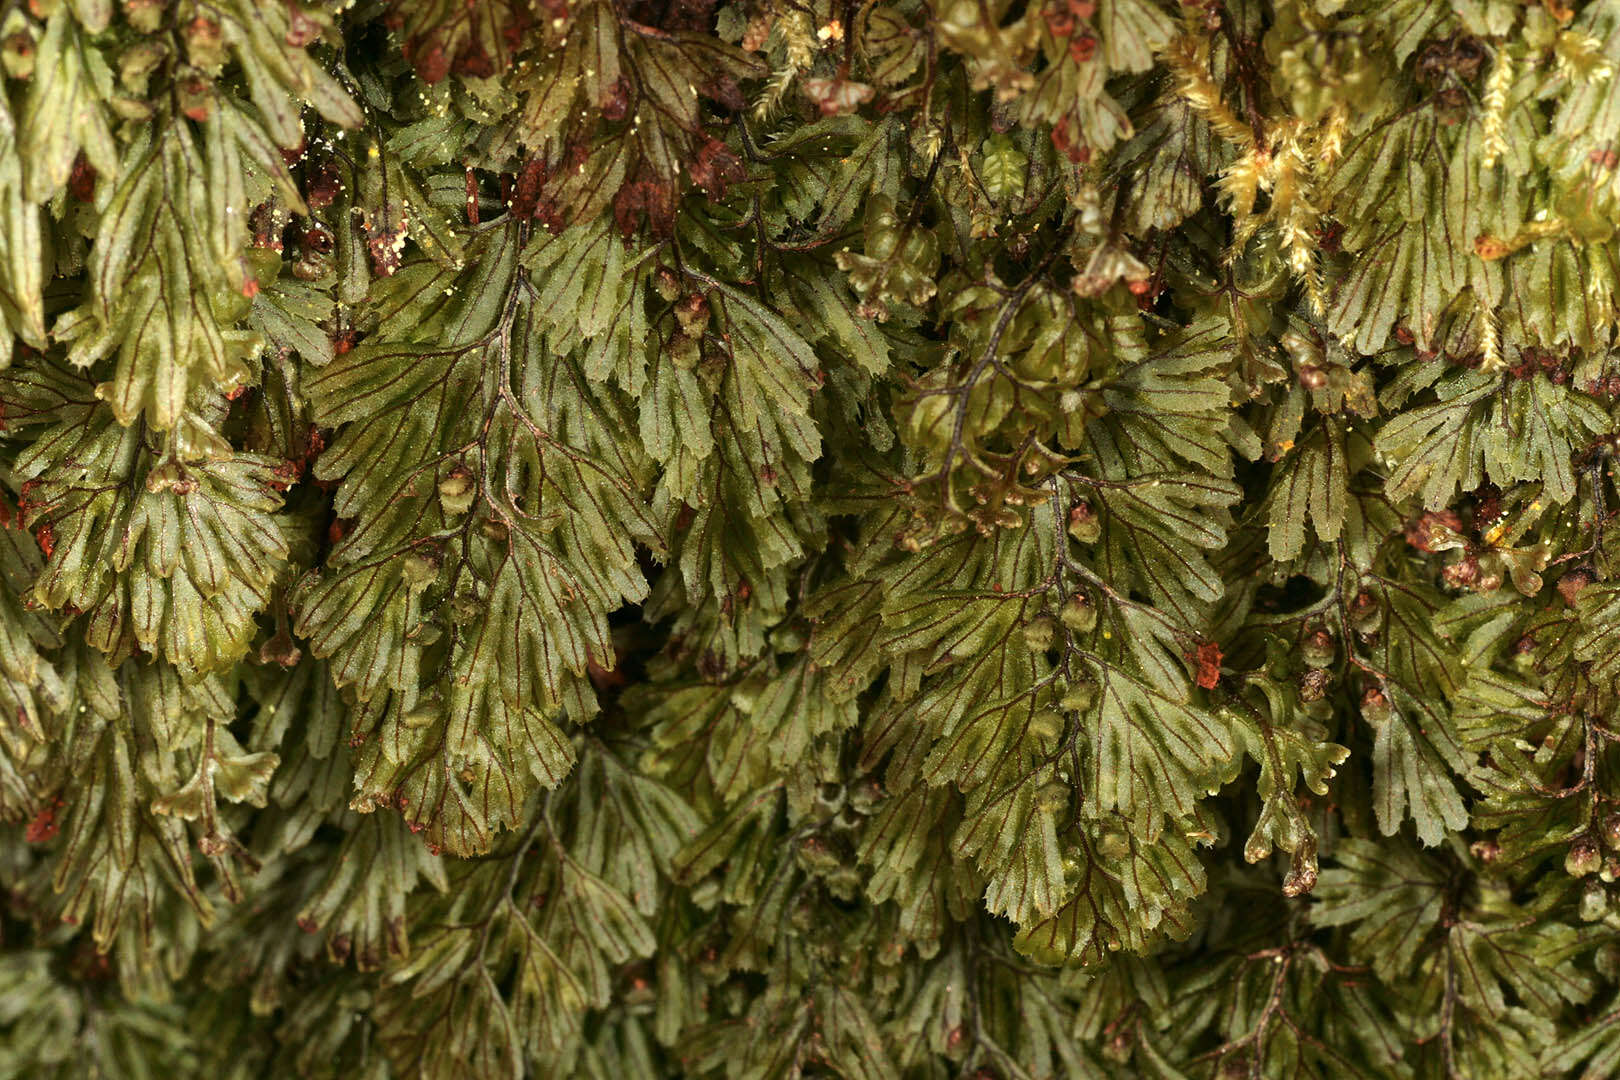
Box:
[1604,813,1620,851]
[1067,501,1101,543]
[1022,615,1057,653]
[402,701,439,729]
[669,331,700,370]
[675,293,710,335]
[184,16,226,71]
[1301,628,1336,669]
[1559,568,1595,606]
[1060,854,1083,887]
[848,778,884,815]
[1298,364,1327,390]
[175,67,217,122]
[450,592,484,624]
[258,629,302,668]
[1567,837,1602,878]
[402,550,440,588]
[1060,680,1095,714]
[1035,780,1070,814]
[2,30,37,81]
[653,266,681,302]
[1060,593,1097,634]
[1096,822,1131,860]
[1360,687,1393,728]
[1298,667,1330,703]
[119,40,167,94]
[438,465,476,516]
[796,833,843,872]
[1581,881,1610,921]
[123,0,166,34]
[1027,710,1065,750]
[1349,589,1381,635]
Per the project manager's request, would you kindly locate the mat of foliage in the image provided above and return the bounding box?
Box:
[2,0,1620,1077]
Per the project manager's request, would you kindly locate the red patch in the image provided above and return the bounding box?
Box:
[1050,116,1091,164]
[701,74,745,112]
[268,460,303,492]
[364,214,408,277]
[25,804,58,844]
[68,153,97,202]
[306,162,343,209]
[600,76,633,122]
[510,156,548,220]
[688,137,745,199]
[455,41,494,78]
[34,524,53,559]
[1194,641,1222,689]
[612,175,678,240]
[413,43,450,85]
[1044,7,1076,37]
[587,651,629,693]
[284,7,321,47]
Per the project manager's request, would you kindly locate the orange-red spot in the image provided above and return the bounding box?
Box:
[25,804,58,844]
